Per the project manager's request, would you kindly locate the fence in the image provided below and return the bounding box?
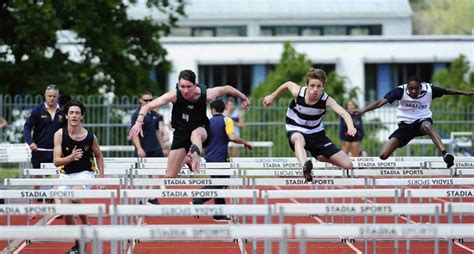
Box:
[1,94,472,157]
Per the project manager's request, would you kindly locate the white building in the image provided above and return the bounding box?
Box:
[129,0,473,103]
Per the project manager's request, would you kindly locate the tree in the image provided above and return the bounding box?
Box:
[0,0,185,95]
[431,54,473,107]
[411,0,474,35]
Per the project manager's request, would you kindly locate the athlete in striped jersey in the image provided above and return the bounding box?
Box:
[357,75,474,168]
[263,68,357,182]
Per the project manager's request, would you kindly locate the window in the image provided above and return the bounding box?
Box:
[198,65,253,95]
[169,27,192,37]
[364,62,450,103]
[216,26,247,37]
[260,25,382,36]
[190,26,247,37]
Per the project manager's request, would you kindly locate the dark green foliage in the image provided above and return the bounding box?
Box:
[0,0,185,96]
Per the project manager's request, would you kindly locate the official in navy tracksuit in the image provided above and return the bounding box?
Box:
[191,99,252,222]
[23,85,66,169]
[357,75,474,168]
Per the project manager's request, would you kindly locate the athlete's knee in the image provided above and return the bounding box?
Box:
[291,133,305,145]
[341,160,353,170]
[420,121,433,134]
[379,153,389,160]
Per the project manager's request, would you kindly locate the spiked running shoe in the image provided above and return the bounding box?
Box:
[303,159,313,182]
[443,153,454,168]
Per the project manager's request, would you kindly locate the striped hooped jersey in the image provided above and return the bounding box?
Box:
[285,87,328,135]
[397,82,433,123]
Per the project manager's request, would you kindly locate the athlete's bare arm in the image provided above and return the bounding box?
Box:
[129,90,177,138]
[207,86,250,110]
[262,81,300,107]
[327,97,357,136]
[91,135,104,178]
[357,98,390,115]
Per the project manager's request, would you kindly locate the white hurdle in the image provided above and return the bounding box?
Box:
[0,204,106,216]
[120,189,258,199]
[133,168,238,176]
[251,178,367,186]
[243,169,344,177]
[274,203,442,216]
[4,178,124,186]
[110,204,270,217]
[0,189,117,200]
[351,169,454,177]
[404,189,473,198]
[0,224,292,240]
[374,178,474,186]
[444,203,474,214]
[294,223,473,239]
[131,178,244,186]
[263,189,399,199]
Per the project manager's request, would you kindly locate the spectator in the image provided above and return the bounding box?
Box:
[339,99,365,157]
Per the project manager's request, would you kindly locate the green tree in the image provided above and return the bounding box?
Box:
[411,0,474,35]
[0,0,185,95]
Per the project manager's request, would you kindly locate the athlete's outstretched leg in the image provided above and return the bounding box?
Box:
[379,138,400,160]
[326,151,353,170]
[166,148,187,177]
[420,121,454,168]
[189,127,208,172]
[290,132,312,182]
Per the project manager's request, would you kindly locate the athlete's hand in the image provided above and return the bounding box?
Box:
[262,95,274,107]
[466,89,474,96]
[136,148,146,157]
[129,122,143,138]
[29,143,38,152]
[346,127,357,137]
[244,143,252,150]
[241,98,250,111]
[69,146,83,161]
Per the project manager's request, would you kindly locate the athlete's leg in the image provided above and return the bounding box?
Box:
[420,121,445,152]
[165,148,187,177]
[420,121,454,168]
[341,141,350,155]
[351,141,362,157]
[379,137,400,160]
[189,127,208,171]
[325,151,353,170]
[290,132,307,167]
[61,198,76,225]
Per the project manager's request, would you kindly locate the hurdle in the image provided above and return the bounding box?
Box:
[132,168,239,177]
[373,178,474,186]
[0,204,107,228]
[0,189,117,205]
[242,169,344,177]
[404,189,474,198]
[250,178,367,186]
[350,169,455,177]
[428,161,474,169]
[0,224,292,254]
[3,178,125,188]
[294,223,474,254]
[131,177,245,187]
[457,169,474,176]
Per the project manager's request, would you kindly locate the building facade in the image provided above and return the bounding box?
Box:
[129,0,473,104]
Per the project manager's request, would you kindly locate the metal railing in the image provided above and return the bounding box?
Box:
[1,94,472,157]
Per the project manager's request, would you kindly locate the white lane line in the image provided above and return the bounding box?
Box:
[272,185,362,254]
